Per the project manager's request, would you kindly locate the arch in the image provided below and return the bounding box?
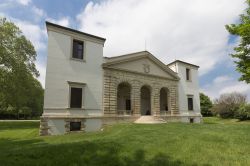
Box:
[117,82,132,115]
[160,87,170,114]
[140,85,151,115]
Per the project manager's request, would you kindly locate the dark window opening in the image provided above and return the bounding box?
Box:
[190,118,194,123]
[188,97,193,111]
[186,68,190,81]
[126,99,131,110]
[70,87,82,108]
[146,110,151,115]
[70,122,81,131]
[72,39,84,59]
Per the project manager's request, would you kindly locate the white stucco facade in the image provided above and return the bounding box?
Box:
[44,25,104,117]
[168,61,201,123]
[40,22,202,136]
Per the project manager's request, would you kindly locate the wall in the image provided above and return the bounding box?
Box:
[43,30,104,117]
[103,68,179,116]
[168,63,178,73]
[46,118,103,135]
[175,62,201,115]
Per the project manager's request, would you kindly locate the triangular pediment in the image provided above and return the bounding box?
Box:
[103,51,179,80]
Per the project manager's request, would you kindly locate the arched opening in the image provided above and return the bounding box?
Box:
[117,82,131,115]
[160,88,170,114]
[140,85,151,115]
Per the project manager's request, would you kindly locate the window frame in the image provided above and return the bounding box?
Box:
[68,81,86,109]
[186,68,192,81]
[187,95,194,111]
[71,38,86,62]
[70,121,81,131]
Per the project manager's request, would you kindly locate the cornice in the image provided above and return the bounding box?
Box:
[103,66,180,81]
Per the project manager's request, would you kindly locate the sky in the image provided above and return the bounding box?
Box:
[1,0,250,101]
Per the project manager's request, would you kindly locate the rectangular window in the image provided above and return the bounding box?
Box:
[72,39,84,59]
[188,96,193,111]
[70,122,81,131]
[190,118,194,123]
[70,87,82,108]
[186,68,190,81]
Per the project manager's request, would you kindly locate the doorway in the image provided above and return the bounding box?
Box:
[140,86,151,115]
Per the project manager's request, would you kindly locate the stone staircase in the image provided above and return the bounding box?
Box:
[134,116,167,124]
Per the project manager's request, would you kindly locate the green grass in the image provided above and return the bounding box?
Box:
[0,118,249,166]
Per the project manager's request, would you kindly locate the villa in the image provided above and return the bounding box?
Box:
[40,22,202,135]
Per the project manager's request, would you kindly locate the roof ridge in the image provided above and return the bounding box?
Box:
[45,21,106,41]
[167,60,199,68]
[106,50,150,59]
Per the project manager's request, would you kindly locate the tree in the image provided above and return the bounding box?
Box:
[200,93,213,117]
[0,17,43,119]
[225,0,250,83]
[212,92,246,118]
[236,103,250,120]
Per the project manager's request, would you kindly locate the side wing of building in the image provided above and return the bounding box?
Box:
[41,22,105,135]
[168,61,201,122]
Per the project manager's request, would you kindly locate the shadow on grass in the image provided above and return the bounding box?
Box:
[0,138,207,166]
[0,121,40,130]
[0,138,46,149]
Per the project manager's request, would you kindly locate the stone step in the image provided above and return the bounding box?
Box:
[134,116,167,124]
[172,111,180,115]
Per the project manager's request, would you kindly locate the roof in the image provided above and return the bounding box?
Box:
[104,51,150,61]
[45,21,106,42]
[103,51,180,80]
[167,60,199,68]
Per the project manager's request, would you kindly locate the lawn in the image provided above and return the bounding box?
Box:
[0,118,249,166]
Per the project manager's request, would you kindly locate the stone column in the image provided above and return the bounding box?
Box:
[131,80,140,116]
[108,77,117,116]
[103,74,111,115]
[103,71,117,116]
[152,86,160,116]
[170,85,179,114]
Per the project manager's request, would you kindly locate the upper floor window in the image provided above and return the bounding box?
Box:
[186,68,191,81]
[72,39,84,60]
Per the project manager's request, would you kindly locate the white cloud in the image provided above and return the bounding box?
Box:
[0,2,12,9]
[17,0,31,6]
[220,84,250,95]
[15,20,46,51]
[32,6,46,17]
[2,0,47,22]
[77,0,246,75]
[47,17,70,27]
[213,76,232,84]
[201,75,250,101]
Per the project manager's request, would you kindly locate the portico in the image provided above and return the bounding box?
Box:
[102,51,180,117]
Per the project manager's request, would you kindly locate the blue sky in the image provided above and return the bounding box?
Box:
[1,0,249,100]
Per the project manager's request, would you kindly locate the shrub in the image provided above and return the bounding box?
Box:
[235,104,250,121]
[212,92,246,119]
